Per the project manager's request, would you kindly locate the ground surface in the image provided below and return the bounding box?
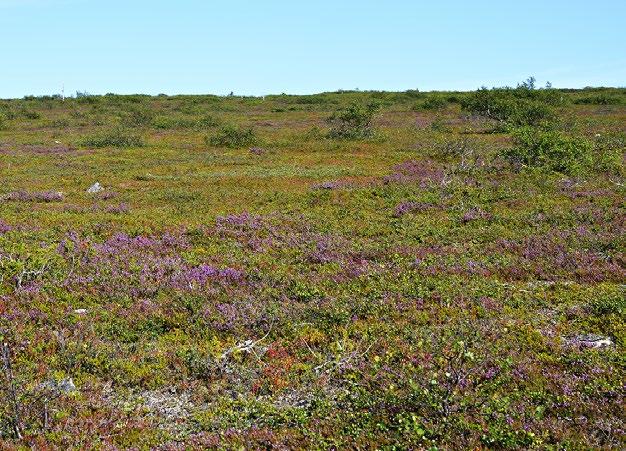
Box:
[0,89,624,449]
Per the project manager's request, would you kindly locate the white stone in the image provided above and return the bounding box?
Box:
[86,182,103,193]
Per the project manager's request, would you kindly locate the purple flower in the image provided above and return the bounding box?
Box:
[461,207,491,223]
[393,201,434,217]
[249,146,266,155]
[484,367,499,380]
[0,220,12,234]
[4,190,64,202]
[384,160,446,186]
[104,202,129,214]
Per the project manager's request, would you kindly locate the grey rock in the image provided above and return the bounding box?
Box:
[86,182,103,193]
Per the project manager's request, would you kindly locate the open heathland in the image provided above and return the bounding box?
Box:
[0,84,624,448]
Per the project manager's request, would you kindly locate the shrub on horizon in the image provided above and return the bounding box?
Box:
[461,78,559,128]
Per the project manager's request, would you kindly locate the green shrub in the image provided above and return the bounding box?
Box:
[573,94,621,105]
[0,105,15,120]
[506,127,593,174]
[507,100,555,127]
[80,127,144,148]
[152,115,219,130]
[421,96,447,110]
[327,102,380,139]
[196,114,220,128]
[0,113,6,130]
[206,125,257,148]
[462,89,555,127]
[21,109,41,120]
[403,89,422,99]
[151,116,186,129]
[461,79,560,127]
[291,95,336,105]
[593,132,625,174]
[49,118,70,128]
[77,94,99,104]
[124,107,154,127]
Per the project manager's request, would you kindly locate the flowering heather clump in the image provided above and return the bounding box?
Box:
[214,212,273,251]
[494,231,625,283]
[249,146,266,155]
[214,212,378,282]
[0,220,12,234]
[461,207,492,223]
[4,190,64,202]
[104,202,129,214]
[58,231,246,297]
[393,201,435,217]
[22,144,73,154]
[384,159,446,186]
[98,190,118,200]
[214,211,309,251]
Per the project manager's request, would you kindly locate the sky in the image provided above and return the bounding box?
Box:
[1,0,625,98]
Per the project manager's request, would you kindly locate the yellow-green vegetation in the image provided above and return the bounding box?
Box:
[0,84,624,448]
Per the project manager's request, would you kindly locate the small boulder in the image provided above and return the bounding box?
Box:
[86,182,103,193]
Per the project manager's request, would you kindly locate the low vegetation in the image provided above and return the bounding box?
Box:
[80,127,143,148]
[0,80,624,448]
[207,124,258,148]
[326,101,380,139]
[507,127,594,175]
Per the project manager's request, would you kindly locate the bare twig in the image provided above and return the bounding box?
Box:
[220,323,273,361]
[314,339,377,375]
[1,342,23,440]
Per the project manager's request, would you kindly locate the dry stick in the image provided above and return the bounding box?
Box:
[1,342,23,440]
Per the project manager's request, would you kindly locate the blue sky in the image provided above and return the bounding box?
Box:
[1,0,625,98]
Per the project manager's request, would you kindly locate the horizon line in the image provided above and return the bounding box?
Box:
[3,84,625,101]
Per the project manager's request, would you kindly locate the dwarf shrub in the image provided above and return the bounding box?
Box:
[421,96,447,110]
[124,107,154,127]
[593,132,625,174]
[462,89,555,127]
[462,79,561,128]
[21,109,41,120]
[573,94,621,105]
[152,114,219,130]
[207,125,257,148]
[506,127,593,175]
[327,102,380,139]
[80,127,143,148]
